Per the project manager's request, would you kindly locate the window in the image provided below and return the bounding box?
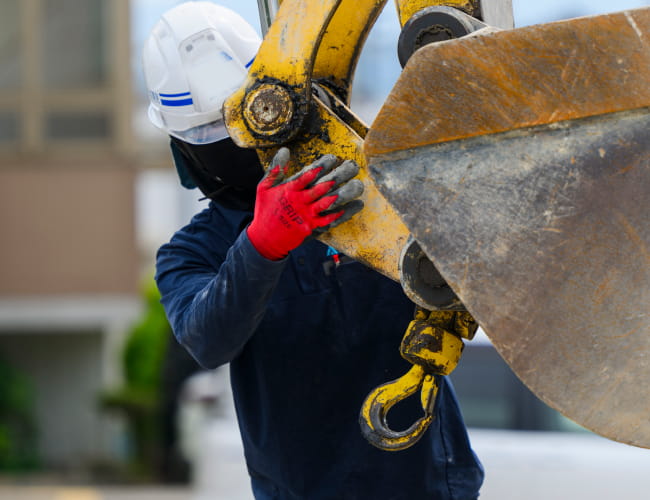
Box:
[0,1,22,90]
[43,0,106,89]
[0,112,20,143]
[0,0,130,152]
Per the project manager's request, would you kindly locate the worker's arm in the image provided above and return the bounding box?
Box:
[156,223,288,369]
[155,149,364,369]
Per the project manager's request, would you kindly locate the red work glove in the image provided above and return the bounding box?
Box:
[247,148,364,260]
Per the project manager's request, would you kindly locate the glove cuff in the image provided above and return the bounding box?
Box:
[246,223,288,261]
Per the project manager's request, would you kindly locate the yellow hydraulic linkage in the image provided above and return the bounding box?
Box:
[223,0,510,450]
[225,0,410,280]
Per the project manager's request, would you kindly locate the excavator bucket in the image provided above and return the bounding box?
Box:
[365,8,650,446]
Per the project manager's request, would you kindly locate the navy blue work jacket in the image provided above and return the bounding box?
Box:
[155,201,484,500]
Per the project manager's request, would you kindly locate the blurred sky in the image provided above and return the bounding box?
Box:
[132,0,650,29]
[132,0,650,43]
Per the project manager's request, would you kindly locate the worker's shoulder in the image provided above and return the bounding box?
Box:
[157,201,252,261]
[179,201,252,237]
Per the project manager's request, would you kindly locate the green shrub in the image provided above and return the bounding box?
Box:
[0,355,39,471]
[100,278,171,480]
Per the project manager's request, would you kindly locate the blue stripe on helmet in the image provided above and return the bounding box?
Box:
[161,98,194,107]
[245,56,255,68]
[159,91,191,98]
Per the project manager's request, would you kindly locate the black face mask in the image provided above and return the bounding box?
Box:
[170,136,264,210]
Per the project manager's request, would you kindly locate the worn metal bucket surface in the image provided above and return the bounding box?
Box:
[365,9,650,446]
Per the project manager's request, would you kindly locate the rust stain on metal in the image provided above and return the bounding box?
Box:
[615,210,650,263]
[365,8,650,157]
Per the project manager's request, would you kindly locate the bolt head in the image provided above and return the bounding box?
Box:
[243,84,294,136]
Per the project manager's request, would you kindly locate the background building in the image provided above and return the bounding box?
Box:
[0,0,143,472]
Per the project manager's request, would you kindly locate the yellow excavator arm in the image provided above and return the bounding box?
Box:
[224,0,650,450]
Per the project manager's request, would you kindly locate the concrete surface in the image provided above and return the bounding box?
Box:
[3,420,650,499]
[0,486,192,500]
[472,428,650,499]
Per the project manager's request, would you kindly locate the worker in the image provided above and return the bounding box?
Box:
[143,2,484,499]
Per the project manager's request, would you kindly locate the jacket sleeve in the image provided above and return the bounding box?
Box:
[155,222,287,369]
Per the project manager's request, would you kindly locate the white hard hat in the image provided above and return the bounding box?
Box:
[142,1,261,144]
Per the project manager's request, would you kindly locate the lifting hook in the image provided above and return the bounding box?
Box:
[359,308,477,451]
[359,364,439,451]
